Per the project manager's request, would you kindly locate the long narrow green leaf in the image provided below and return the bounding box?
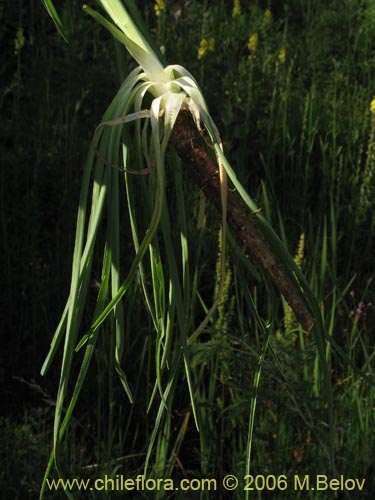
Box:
[41,0,68,42]
[245,324,271,500]
[84,3,167,83]
[75,107,166,350]
[159,199,200,430]
[40,241,113,499]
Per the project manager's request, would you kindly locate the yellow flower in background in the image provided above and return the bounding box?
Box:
[248,33,258,54]
[264,9,272,24]
[278,47,286,64]
[232,0,241,18]
[284,232,305,332]
[154,0,165,17]
[197,37,215,60]
[197,37,208,60]
[370,96,375,114]
[14,27,26,55]
[208,37,215,52]
[294,233,305,269]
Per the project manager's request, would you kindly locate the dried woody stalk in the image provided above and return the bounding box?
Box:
[170,109,314,333]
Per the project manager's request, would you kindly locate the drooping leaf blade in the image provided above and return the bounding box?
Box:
[41,0,68,42]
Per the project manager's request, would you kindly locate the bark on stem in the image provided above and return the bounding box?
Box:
[170,109,314,333]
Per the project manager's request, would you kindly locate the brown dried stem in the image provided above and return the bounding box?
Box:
[170,110,314,333]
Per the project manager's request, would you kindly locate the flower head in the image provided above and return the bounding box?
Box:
[208,37,215,52]
[294,233,305,269]
[278,47,286,64]
[14,27,26,55]
[264,9,272,24]
[248,33,258,54]
[232,0,241,18]
[197,37,215,60]
[197,38,208,60]
[154,0,165,17]
[357,301,365,316]
[370,96,375,114]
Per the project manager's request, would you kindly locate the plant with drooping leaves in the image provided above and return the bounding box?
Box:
[39,1,336,497]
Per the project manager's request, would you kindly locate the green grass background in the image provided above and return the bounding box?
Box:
[1,0,375,498]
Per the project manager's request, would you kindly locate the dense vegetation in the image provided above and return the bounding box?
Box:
[1,0,375,498]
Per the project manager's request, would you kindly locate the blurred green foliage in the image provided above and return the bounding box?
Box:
[1,0,375,497]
